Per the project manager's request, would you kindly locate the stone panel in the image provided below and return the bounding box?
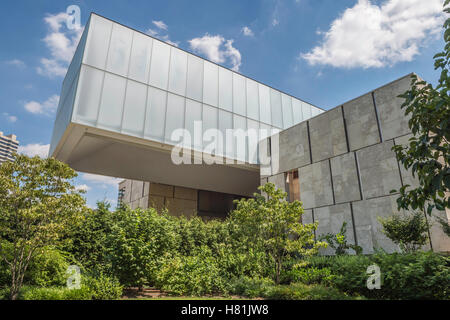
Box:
[268,172,285,192]
[352,195,401,254]
[278,122,311,172]
[309,107,347,163]
[174,186,198,201]
[130,180,144,202]
[259,138,271,177]
[330,152,361,204]
[298,160,333,209]
[356,140,402,199]
[119,179,131,204]
[149,183,174,197]
[302,209,314,225]
[373,75,412,141]
[428,207,450,252]
[343,93,380,151]
[143,182,150,197]
[166,198,197,217]
[394,134,419,189]
[314,203,356,255]
[148,195,165,212]
[138,195,149,209]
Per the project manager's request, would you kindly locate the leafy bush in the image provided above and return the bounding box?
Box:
[229,276,274,298]
[20,286,92,300]
[318,222,362,255]
[378,212,429,253]
[83,273,123,300]
[283,266,336,286]
[265,283,356,300]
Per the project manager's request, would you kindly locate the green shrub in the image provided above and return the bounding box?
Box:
[84,273,123,300]
[20,286,92,300]
[265,283,355,300]
[25,247,71,287]
[284,267,336,286]
[229,276,274,298]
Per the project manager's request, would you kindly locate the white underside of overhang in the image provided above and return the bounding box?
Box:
[52,123,260,196]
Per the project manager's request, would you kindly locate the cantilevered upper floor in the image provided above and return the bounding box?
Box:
[49,13,324,196]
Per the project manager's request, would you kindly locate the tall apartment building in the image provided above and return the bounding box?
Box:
[0,131,19,163]
[49,13,450,254]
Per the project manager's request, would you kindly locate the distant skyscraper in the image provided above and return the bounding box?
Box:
[0,131,19,163]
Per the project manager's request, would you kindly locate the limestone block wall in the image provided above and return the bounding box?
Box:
[261,74,450,254]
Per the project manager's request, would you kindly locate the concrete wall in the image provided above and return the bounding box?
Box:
[261,74,450,254]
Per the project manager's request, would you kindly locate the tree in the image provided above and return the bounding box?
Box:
[392,2,450,229]
[318,222,362,255]
[230,183,327,284]
[378,212,429,253]
[0,154,86,299]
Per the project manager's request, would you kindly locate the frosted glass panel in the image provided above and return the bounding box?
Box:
[281,94,293,128]
[165,93,185,143]
[168,48,187,95]
[121,80,147,136]
[203,104,218,132]
[185,99,202,149]
[186,54,203,101]
[247,119,259,164]
[233,73,246,116]
[75,65,104,124]
[106,23,133,76]
[219,110,233,158]
[144,87,167,141]
[292,98,303,124]
[128,32,153,83]
[233,114,247,162]
[312,106,322,116]
[246,79,259,121]
[203,62,218,107]
[98,73,126,130]
[270,89,283,128]
[218,67,232,111]
[149,40,170,89]
[302,102,312,120]
[84,15,112,68]
[258,84,271,125]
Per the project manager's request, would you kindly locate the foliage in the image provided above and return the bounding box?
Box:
[264,282,357,300]
[282,266,336,286]
[83,273,123,300]
[378,212,430,253]
[318,222,362,255]
[0,154,86,299]
[20,286,92,300]
[392,2,450,219]
[306,251,450,300]
[230,183,326,284]
[228,276,274,298]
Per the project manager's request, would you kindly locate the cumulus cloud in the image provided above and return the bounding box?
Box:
[146,20,179,47]
[75,184,91,192]
[241,26,254,37]
[5,59,25,68]
[37,12,83,77]
[24,94,59,115]
[188,34,242,71]
[152,20,168,30]
[301,0,445,69]
[3,113,17,123]
[81,173,121,188]
[18,143,50,158]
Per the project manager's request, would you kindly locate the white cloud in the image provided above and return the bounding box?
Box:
[18,143,50,158]
[301,0,445,69]
[272,19,279,27]
[75,184,91,192]
[3,113,17,123]
[188,34,242,71]
[146,20,179,47]
[5,59,25,68]
[152,20,168,30]
[37,12,83,77]
[242,26,254,37]
[81,173,121,188]
[24,94,59,115]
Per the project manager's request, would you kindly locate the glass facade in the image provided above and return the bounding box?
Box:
[51,13,324,164]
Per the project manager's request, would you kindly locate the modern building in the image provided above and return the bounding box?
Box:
[50,13,450,253]
[0,131,19,163]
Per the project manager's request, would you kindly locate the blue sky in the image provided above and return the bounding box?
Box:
[0,0,446,208]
